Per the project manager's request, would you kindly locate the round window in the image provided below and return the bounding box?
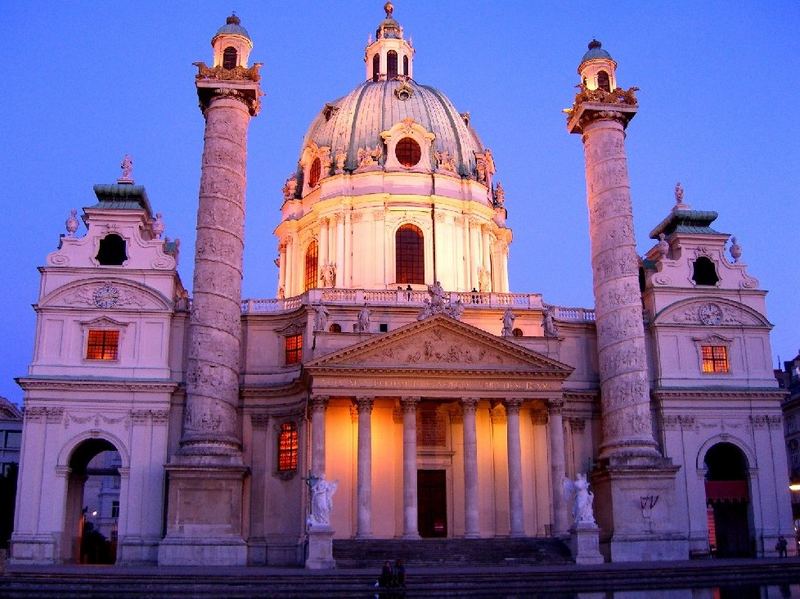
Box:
[395,137,421,168]
[309,158,322,188]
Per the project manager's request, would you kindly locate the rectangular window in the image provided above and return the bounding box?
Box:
[702,345,729,373]
[111,500,120,518]
[285,334,303,365]
[5,431,21,449]
[86,329,120,360]
[277,422,299,472]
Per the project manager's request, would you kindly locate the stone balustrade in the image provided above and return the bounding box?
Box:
[239,289,596,322]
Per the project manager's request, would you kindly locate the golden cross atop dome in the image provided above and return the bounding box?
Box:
[384,1,394,17]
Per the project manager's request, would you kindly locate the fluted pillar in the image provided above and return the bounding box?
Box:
[548,399,569,535]
[469,220,481,290]
[318,218,329,272]
[335,214,345,288]
[309,395,328,477]
[278,240,287,296]
[505,399,524,537]
[461,397,480,538]
[400,396,420,539]
[285,236,295,296]
[355,396,373,538]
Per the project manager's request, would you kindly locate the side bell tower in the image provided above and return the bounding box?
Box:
[567,40,686,561]
[159,14,262,566]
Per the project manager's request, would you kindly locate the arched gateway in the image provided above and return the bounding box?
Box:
[704,442,754,557]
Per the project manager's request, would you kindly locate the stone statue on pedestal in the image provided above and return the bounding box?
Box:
[563,473,596,526]
[307,475,337,528]
[501,308,515,337]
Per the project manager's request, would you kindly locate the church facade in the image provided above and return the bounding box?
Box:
[10,7,792,567]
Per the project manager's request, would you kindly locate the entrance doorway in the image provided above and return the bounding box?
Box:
[64,438,121,564]
[418,469,447,537]
[704,442,753,557]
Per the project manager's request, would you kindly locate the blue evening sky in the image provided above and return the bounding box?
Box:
[0,1,797,406]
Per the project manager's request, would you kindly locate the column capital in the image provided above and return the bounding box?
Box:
[530,410,549,426]
[309,395,329,412]
[355,396,374,413]
[400,396,421,412]
[461,397,480,413]
[504,398,524,414]
[548,398,565,415]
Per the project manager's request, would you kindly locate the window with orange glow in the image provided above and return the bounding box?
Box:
[308,158,322,188]
[86,330,119,360]
[277,422,299,472]
[395,137,421,168]
[702,346,729,373]
[285,334,303,365]
[304,241,318,291]
[396,224,424,284]
[222,46,238,69]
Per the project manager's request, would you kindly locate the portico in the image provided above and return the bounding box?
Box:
[304,314,572,539]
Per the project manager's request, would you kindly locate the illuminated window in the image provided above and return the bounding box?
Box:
[403,55,409,76]
[387,50,398,79]
[309,158,322,188]
[96,234,127,266]
[692,257,719,286]
[285,334,303,365]
[222,46,238,69]
[597,70,611,92]
[395,137,421,168]
[396,224,424,284]
[372,54,380,82]
[304,241,318,292]
[702,346,729,373]
[278,422,299,472]
[86,330,120,361]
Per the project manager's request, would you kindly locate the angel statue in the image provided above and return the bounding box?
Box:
[563,473,596,526]
[306,475,338,528]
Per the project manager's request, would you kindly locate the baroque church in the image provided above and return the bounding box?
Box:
[9,6,793,567]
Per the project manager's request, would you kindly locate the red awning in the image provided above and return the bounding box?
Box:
[705,480,749,503]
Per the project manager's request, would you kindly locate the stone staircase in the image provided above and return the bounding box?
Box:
[332,537,572,568]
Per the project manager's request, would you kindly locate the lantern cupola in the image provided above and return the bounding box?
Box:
[364,2,415,81]
[211,13,253,69]
[578,39,617,92]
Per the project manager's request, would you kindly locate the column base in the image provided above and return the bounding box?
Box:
[570,523,604,565]
[401,532,421,540]
[158,461,248,566]
[591,459,689,562]
[306,527,336,570]
[9,533,58,565]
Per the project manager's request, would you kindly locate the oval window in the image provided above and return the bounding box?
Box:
[395,138,421,168]
[309,158,322,188]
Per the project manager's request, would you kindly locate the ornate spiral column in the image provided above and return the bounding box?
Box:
[461,397,480,538]
[400,396,420,539]
[160,16,261,566]
[567,43,683,561]
[355,396,374,538]
[505,399,524,537]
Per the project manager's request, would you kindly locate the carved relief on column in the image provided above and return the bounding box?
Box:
[579,112,659,462]
[181,92,252,458]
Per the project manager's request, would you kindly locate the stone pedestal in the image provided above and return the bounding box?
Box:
[591,462,688,562]
[571,523,604,565]
[157,464,248,566]
[305,527,336,570]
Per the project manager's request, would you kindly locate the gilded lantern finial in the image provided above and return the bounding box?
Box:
[384,1,394,18]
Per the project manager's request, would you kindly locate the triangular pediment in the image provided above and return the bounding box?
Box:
[305,314,573,377]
